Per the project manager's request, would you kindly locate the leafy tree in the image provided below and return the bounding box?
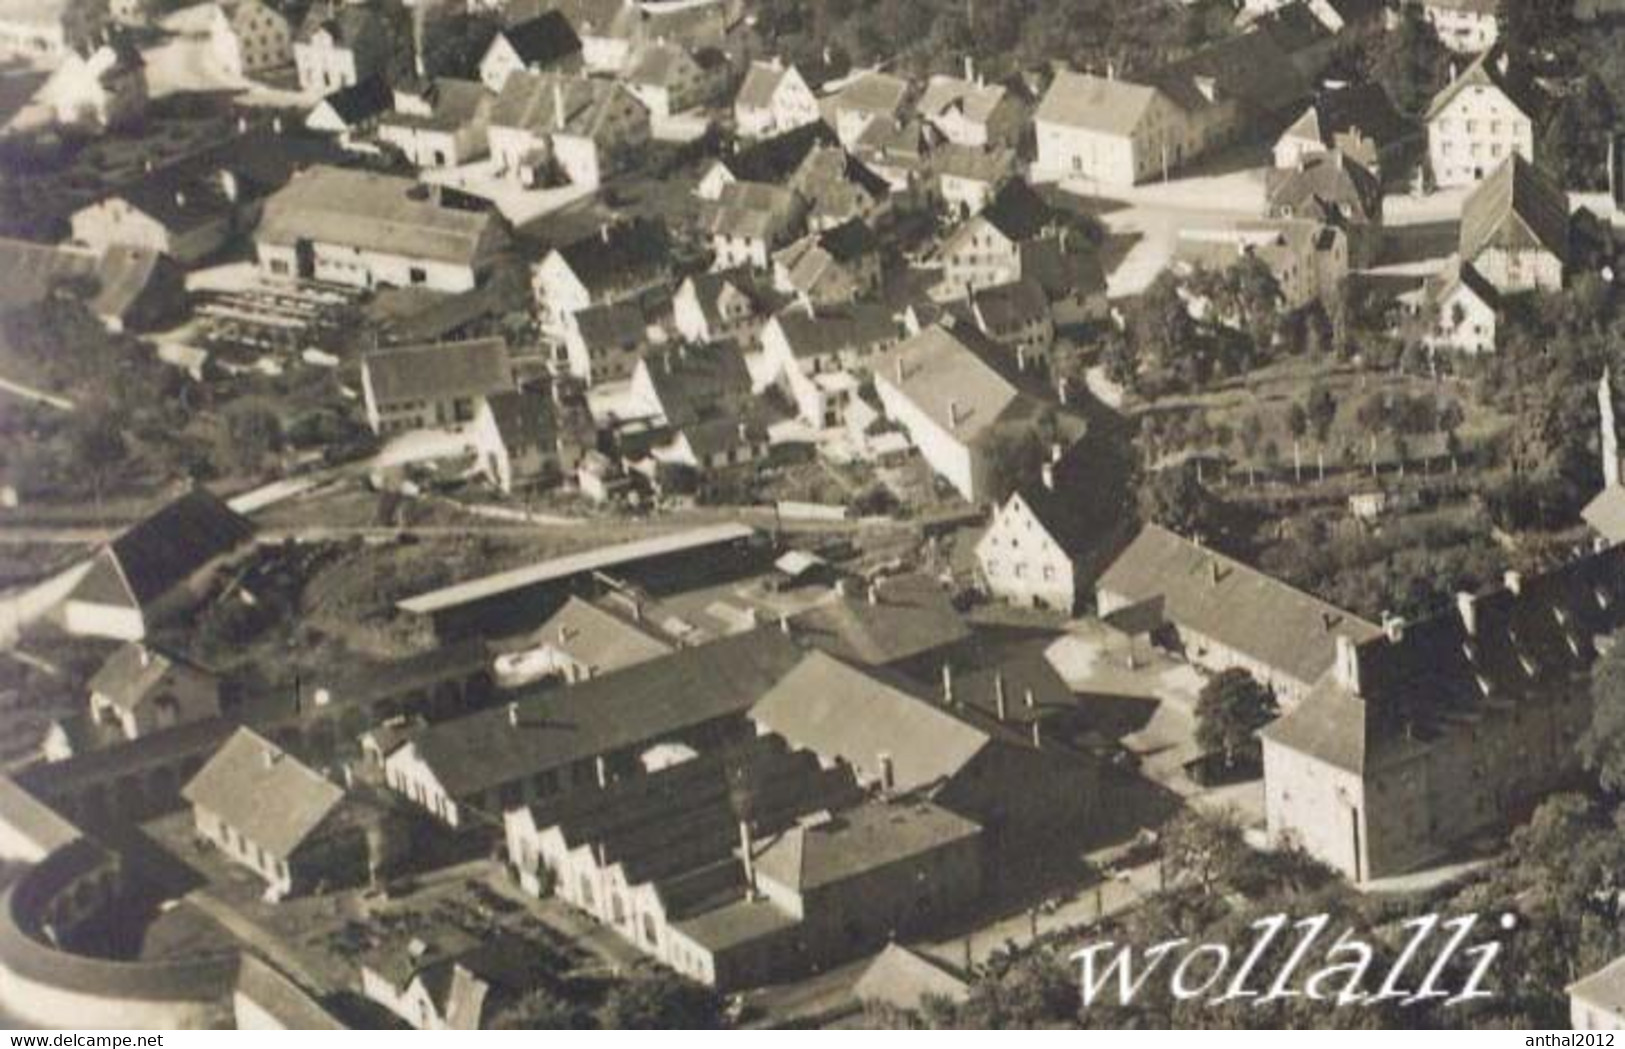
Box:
[1539,75,1617,192]
[952,949,1079,1029]
[1158,808,1249,898]
[1194,668,1277,769]
[1365,3,1451,116]
[1582,628,1625,792]
[1286,402,1309,440]
[224,402,283,475]
[491,987,587,1029]
[420,8,502,78]
[1137,463,1220,541]
[594,964,726,1029]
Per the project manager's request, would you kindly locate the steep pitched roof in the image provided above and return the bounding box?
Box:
[181,728,344,858]
[1287,81,1414,153]
[551,218,669,296]
[496,11,581,66]
[826,72,910,116]
[723,120,839,183]
[737,61,796,110]
[919,74,1011,126]
[87,643,211,714]
[1037,70,1167,136]
[637,342,752,426]
[516,594,674,673]
[73,489,253,610]
[297,2,385,48]
[750,651,990,793]
[752,799,979,892]
[1458,154,1570,263]
[364,337,512,404]
[1266,150,1383,225]
[403,630,804,799]
[855,944,971,1011]
[258,167,506,267]
[489,70,642,139]
[484,388,556,458]
[768,299,900,360]
[1155,29,1309,114]
[1425,46,1544,123]
[789,574,971,666]
[318,73,391,125]
[1098,524,1382,690]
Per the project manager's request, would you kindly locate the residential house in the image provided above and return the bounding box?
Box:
[708,181,807,270]
[627,341,754,427]
[360,928,552,1029]
[1421,0,1498,52]
[361,336,513,435]
[477,11,582,93]
[377,78,492,169]
[305,73,392,146]
[1097,523,1382,706]
[1420,257,1499,354]
[1457,153,1568,294]
[694,120,837,202]
[917,68,1026,149]
[486,70,650,190]
[874,320,1085,503]
[761,300,903,428]
[195,0,290,80]
[673,269,769,346]
[492,594,675,687]
[293,2,390,96]
[1425,46,1542,188]
[937,179,1055,291]
[1250,1,1337,78]
[532,218,670,340]
[787,574,970,674]
[820,71,911,148]
[561,298,663,385]
[1272,81,1417,182]
[525,0,641,74]
[1571,956,1625,1030]
[381,629,803,827]
[624,42,728,120]
[182,728,367,900]
[851,115,938,193]
[470,387,560,493]
[771,218,882,306]
[789,144,891,232]
[256,166,509,292]
[967,278,1054,369]
[734,60,819,139]
[976,447,1127,614]
[86,642,220,744]
[1175,218,1350,310]
[933,143,1016,219]
[660,417,772,475]
[0,236,184,333]
[39,37,146,130]
[1261,549,1625,882]
[1265,149,1382,264]
[62,488,255,641]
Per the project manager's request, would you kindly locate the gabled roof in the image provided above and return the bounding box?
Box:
[750,651,993,797]
[550,218,669,296]
[737,60,801,110]
[1458,154,1569,263]
[626,41,707,88]
[934,142,1016,184]
[1155,29,1309,114]
[789,574,970,667]
[971,277,1049,334]
[1584,487,1625,544]
[680,269,768,331]
[87,643,212,714]
[484,387,557,458]
[402,630,804,799]
[495,11,581,67]
[297,2,385,47]
[1570,953,1625,1016]
[316,74,391,125]
[767,299,899,359]
[1266,150,1383,225]
[722,121,839,183]
[489,70,644,139]
[258,166,507,268]
[1425,256,1500,311]
[636,342,752,426]
[919,74,1011,126]
[517,594,674,674]
[1098,524,1381,691]
[1264,544,1625,774]
[71,488,253,610]
[855,944,971,1011]
[1036,70,1170,136]
[825,72,910,116]
[977,179,1054,242]
[752,799,979,892]
[709,179,805,240]
[1284,81,1414,153]
[1425,46,1544,123]
[1251,1,1333,54]
[181,728,344,859]
[364,337,512,405]
[790,145,890,217]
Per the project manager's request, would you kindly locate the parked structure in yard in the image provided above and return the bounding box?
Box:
[361,337,514,435]
[1097,524,1382,706]
[1425,46,1541,188]
[62,489,255,642]
[1262,548,1625,881]
[256,166,509,292]
[182,728,367,900]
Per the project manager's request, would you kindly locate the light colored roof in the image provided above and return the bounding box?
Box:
[1458,154,1569,264]
[750,651,990,793]
[736,61,793,109]
[1098,524,1382,690]
[855,944,970,1011]
[86,643,209,715]
[523,595,675,674]
[490,70,642,139]
[1035,70,1165,136]
[827,72,910,115]
[364,337,512,405]
[789,573,970,666]
[753,800,980,892]
[919,75,1009,125]
[1571,954,1625,1015]
[0,774,81,862]
[1584,487,1625,544]
[257,166,504,267]
[1425,46,1542,122]
[181,728,344,859]
[399,523,756,614]
[876,322,1050,446]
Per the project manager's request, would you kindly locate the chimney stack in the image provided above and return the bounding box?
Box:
[595,754,610,788]
[1041,463,1055,491]
[867,582,879,606]
[941,662,954,705]
[1334,634,1361,693]
[507,702,519,726]
[948,399,961,429]
[1030,720,1043,749]
[1383,613,1405,642]
[1504,570,1523,596]
[994,673,1007,721]
[877,751,895,792]
[1457,591,1478,637]
[739,820,759,899]
[1024,687,1035,710]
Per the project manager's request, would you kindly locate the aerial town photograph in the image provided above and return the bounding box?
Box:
[0,0,1621,1034]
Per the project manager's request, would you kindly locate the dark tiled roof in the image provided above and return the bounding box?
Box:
[977,179,1053,242]
[789,574,970,667]
[1252,2,1332,54]
[1425,46,1545,123]
[75,489,254,610]
[724,120,839,183]
[1459,154,1570,263]
[404,630,803,799]
[320,74,392,125]
[498,11,582,66]
[181,728,344,859]
[1266,150,1383,225]
[1292,81,1414,154]
[554,218,670,296]
[752,799,979,892]
[637,342,752,426]
[1157,29,1310,115]
[86,643,212,715]
[365,337,512,404]
[768,300,900,360]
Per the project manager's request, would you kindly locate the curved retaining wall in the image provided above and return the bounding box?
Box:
[0,846,237,1029]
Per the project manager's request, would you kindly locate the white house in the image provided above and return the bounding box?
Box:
[293,3,389,96]
[477,10,581,93]
[673,270,767,346]
[361,337,514,435]
[1425,47,1540,188]
[1457,154,1568,294]
[1034,69,1223,188]
[1420,258,1499,355]
[734,60,819,139]
[165,0,290,80]
[487,71,650,190]
[917,68,1025,149]
[1420,0,1498,53]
